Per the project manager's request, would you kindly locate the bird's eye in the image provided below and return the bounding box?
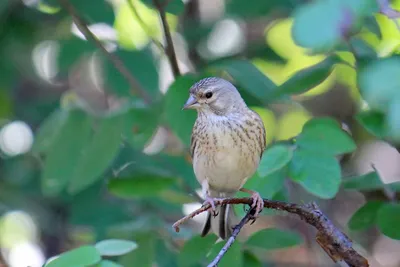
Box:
[205,92,213,99]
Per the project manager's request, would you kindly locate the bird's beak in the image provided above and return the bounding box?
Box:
[182,95,199,110]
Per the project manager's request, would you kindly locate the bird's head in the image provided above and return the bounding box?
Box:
[183,77,246,116]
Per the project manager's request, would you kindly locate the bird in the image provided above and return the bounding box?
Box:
[182,77,266,240]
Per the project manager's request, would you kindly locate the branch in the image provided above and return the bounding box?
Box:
[207,210,253,267]
[173,197,369,267]
[58,0,152,104]
[152,0,181,78]
[126,0,165,54]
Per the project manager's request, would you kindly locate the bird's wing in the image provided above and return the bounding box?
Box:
[251,110,267,158]
[190,121,198,159]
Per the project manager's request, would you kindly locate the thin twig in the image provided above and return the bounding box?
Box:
[152,0,181,78]
[125,0,165,53]
[58,0,152,104]
[207,211,253,267]
[173,197,369,267]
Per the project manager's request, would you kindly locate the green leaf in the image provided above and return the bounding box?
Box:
[96,260,123,267]
[106,48,159,97]
[356,110,386,138]
[41,109,92,196]
[68,115,123,194]
[342,171,383,191]
[123,107,160,149]
[358,57,400,112]
[258,145,293,177]
[226,0,294,18]
[275,57,337,96]
[32,109,69,154]
[387,97,400,142]
[211,60,278,104]
[242,250,262,267]
[207,240,243,267]
[246,228,303,250]
[58,38,96,72]
[119,233,155,267]
[45,246,101,267]
[289,149,341,199]
[164,75,199,146]
[155,239,178,267]
[349,38,377,60]
[247,169,286,200]
[178,235,217,267]
[292,1,343,51]
[348,201,384,231]
[108,175,176,198]
[40,0,115,23]
[296,118,356,155]
[95,239,138,256]
[377,203,400,240]
[364,16,382,39]
[139,0,184,15]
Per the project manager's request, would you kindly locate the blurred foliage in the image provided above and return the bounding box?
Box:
[1,0,400,266]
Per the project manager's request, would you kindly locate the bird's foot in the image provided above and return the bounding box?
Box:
[250,191,264,218]
[202,196,224,216]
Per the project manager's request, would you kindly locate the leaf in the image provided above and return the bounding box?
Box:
[32,109,68,154]
[178,235,217,267]
[356,110,386,138]
[155,239,178,267]
[289,149,341,199]
[108,175,176,198]
[275,57,337,96]
[211,60,278,104]
[106,48,159,97]
[246,228,303,250]
[387,97,400,142]
[41,109,92,196]
[358,57,400,112]
[68,115,123,194]
[364,16,382,39]
[348,201,384,231]
[95,239,138,256]
[164,74,199,146]
[96,260,123,267]
[139,0,184,15]
[258,145,293,177]
[45,246,101,267]
[377,203,400,240]
[296,118,356,155]
[226,0,294,18]
[242,250,262,267]
[207,240,243,267]
[58,38,96,72]
[123,107,160,149]
[247,169,286,200]
[41,0,115,23]
[292,1,343,51]
[342,171,383,191]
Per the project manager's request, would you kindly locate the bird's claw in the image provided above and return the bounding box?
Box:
[202,197,224,216]
[250,192,263,218]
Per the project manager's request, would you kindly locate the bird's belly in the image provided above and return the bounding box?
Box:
[194,145,258,193]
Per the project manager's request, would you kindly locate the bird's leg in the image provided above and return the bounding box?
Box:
[240,188,264,218]
[201,180,223,216]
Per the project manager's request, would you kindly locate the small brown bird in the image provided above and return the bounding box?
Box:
[183,77,266,240]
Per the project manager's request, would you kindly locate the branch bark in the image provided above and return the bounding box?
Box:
[152,0,181,78]
[173,197,369,267]
[58,0,152,104]
[207,210,253,267]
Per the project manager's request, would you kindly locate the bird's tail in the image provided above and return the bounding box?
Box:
[201,203,238,240]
